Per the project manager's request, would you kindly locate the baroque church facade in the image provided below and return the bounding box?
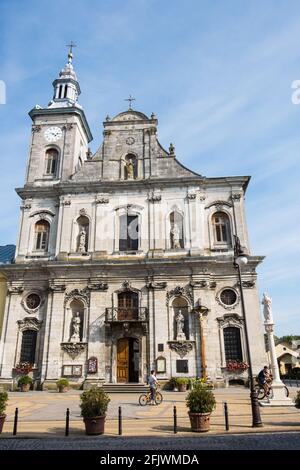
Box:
[0,50,266,389]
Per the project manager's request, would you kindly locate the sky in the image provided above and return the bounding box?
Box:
[0,0,299,336]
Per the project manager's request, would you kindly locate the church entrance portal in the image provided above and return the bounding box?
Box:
[117,337,139,383]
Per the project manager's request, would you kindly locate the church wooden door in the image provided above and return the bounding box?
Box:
[117,338,129,383]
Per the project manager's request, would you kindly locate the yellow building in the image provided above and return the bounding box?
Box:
[276,342,300,375]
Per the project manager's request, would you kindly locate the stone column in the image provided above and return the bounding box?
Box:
[262,321,292,406]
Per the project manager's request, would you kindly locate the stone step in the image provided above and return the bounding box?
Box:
[102,383,149,393]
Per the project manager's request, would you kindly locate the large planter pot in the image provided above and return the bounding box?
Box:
[188,412,211,432]
[83,415,106,435]
[20,383,30,392]
[0,414,6,434]
[178,384,187,392]
[58,386,68,393]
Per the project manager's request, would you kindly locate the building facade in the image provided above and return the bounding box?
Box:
[0,51,266,389]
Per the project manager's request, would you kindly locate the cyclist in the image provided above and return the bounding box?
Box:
[148,369,158,405]
[257,366,272,396]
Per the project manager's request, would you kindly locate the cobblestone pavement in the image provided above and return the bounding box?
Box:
[1,387,299,438]
[0,432,300,450]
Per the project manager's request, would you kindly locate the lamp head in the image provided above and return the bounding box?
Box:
[235,255,248,267]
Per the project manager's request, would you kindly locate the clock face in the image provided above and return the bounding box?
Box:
[44,126,62,143]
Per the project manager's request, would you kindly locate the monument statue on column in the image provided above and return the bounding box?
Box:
[261,293,292,406]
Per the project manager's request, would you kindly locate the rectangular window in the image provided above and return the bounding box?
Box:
[119,215,139,251]
[176,360,188,373]
[20,330,37,364]
[158,343,164,352]
[224,327,242,361]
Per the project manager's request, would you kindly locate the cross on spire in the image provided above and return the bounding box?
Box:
[125,94,136,110]
[66,41,77,63]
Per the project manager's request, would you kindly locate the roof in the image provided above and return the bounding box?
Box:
[0,245,16,264]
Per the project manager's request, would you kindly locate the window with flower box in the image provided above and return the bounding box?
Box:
[223,327,242,362]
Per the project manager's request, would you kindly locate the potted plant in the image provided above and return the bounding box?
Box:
[57,378,69,393]
[0,391,8,434]
[80,386,110,435]
[176,377,189,392]
[186,383,216,432]
[18,375,33,392]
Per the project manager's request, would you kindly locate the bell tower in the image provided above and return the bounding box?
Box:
[25,45,92,184]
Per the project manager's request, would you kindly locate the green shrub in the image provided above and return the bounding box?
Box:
[80,387,110,418]
[295,390,300,409]
[175,377,189,385]
[186,383,216,414]
[18,375,33,386]
[0,392,8,415]
[57,379,69,388]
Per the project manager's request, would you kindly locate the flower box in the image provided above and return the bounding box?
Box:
[226,360,248,372]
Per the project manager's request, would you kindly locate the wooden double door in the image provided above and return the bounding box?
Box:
[117,337,140,383]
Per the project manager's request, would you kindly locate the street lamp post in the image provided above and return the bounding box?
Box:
[233,235,263,428]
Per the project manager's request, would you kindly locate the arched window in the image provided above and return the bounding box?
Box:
[34,220,50,251]
[119,214,139,251]
[76,216,89,253]
[124,154,138,179]
[20,330,37,364]
[223,327,242,362]
[170,211,184,249]
[212,212,231,245]
[117,291,138,320]
[45,148,59,176]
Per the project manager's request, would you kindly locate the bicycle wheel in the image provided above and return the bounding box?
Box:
[255,384,265,400]
[155,392,163,405]
[139,394,149,406]
[284,386,289,397]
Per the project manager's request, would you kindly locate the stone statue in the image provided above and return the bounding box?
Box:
[125,158,134,179]
[262,292,273,323]
[171,224,181,249]
[69,312,81,343]
[176,309,186,340]
[78,229,86,253]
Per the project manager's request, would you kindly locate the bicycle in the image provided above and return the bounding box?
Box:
[254,380,289,400]
[139,385,163,406]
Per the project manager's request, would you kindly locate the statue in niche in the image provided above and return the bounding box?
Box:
[69,312,81,343]
[176,309,186,340]
[170,223,181,249]
[262,292,273,324]
[78,229,87,253]
[125,158,134,179]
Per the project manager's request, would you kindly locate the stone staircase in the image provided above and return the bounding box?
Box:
[102,383,149,393]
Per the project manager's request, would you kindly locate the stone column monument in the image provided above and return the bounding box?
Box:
[262,293,292,406]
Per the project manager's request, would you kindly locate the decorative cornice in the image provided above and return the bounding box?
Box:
[190,280,209,288]
[21,203,32,210]
[231,193,242,201]
[32,125,41,133]
[187,191,196,200]
[87,282,109,291]
[62,123,74,131]
[95,196,109,204]
[7,285,24,294]
[61,342,87,359]
[17,317,43,332]
[146,281,167,290]
[237,280,256,289]
[148,192,161,203]
[48,281,66,292]
[168,341,194,358]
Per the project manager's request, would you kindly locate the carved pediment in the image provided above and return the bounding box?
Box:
[18,317,42,332]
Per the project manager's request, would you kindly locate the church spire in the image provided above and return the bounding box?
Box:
[48,42,81,109]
